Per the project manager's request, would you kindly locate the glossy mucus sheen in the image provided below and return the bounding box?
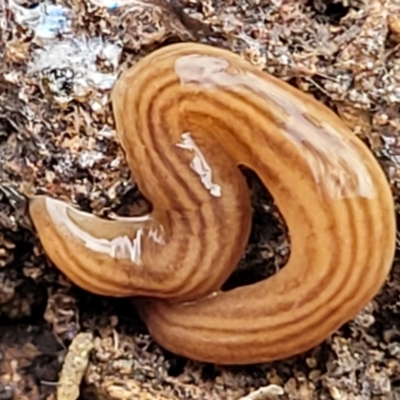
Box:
[29,43,396,365]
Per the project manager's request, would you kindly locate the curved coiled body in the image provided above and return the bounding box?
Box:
[29,43,396,365]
